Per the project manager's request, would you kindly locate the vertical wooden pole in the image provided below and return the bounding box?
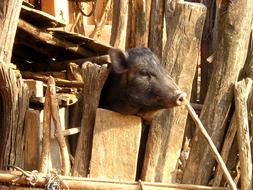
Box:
[0,0,23,64]
[183,0,253,185]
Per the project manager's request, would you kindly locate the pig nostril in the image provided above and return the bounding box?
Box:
[176,92,187,106]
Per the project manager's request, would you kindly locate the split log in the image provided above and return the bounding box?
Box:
[148,0,165,60]
[183,0,253,185]
[48,76,71,176]
[72,62,109,177]
[234,78,252,190]
[0,0,23,63]
[21,71,84,88]
[0,65,29,169]
[38,80,51,174]
[0,171,229,190]
[89,109,142,181]
[126,0,151,48]
[110,0,129,49]
[24,109,40,171]
[17,19,95,58]
[141,2,206,183]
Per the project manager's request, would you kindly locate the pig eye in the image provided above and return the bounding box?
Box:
[139,70,151,79]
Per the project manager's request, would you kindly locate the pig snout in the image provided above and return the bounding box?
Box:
[174,91,187,106]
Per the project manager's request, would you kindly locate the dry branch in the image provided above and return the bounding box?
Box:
[184,101,237,190]
[234,78,253,190]
[38,80,51,174]
[72,62,109,177]
[48,76,71,176]
[89,0,112,40]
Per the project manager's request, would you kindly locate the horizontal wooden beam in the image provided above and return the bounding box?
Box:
[0,171,228,190]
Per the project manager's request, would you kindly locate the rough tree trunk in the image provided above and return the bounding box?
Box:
[126,0,151,48]
[141,2,206,183]
[148,0,165,60]
[72,62,109,177]
[110,0,129,49]
[0,0,23,64]
[183,0,253,185]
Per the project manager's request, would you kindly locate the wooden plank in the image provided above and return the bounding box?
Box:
[20,5,66,29]
[89,108,142,181]
[24,109,40,171]
[23,79,44,97]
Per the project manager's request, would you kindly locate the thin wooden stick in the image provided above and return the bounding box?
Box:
[0,170,228,190]
[184,100,237,190]
[48,76,71,176]
[38,80,51,174]
[234,78,252,190]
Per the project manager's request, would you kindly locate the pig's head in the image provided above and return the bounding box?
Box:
[103,48,186,115]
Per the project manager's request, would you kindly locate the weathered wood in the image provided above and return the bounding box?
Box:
[0,171,229,190]
[234,78,252,190]
[89,108,142,181]
[126,0,151,48]
[20,5,66,29]
[0,0,23,63]
[23,109,40,171]
[48,76,71,176]
[199,0,215,103]
[110,0,129,49]
[148,0,165,60]
[38,80,51,174]
[23,79,44,97]
[0,64,29,169]
[66,62,83,81]
[38,55,110,71]
[89,0,112,40]
[183,0,253,185]
[72,62,109,177]
[17,19,95,58]
[184,100,237,190]
[212,116,237,186]
[141,2,206,183]
[21,71,84,88]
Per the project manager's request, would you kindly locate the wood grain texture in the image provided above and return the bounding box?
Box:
[89,108,142,181]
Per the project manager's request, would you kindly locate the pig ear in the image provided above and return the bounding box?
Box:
[109,48,129,74]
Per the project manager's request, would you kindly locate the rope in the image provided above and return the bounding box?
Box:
[8,165,39,186]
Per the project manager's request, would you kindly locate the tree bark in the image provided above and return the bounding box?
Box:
[141,2,206,183]
[148,0,165,60]
[110,0,129,49]
[0,0,23,63]
[0,65,29,169]
[183,0,253,185]
[234,78,252,190]
[72,62,109,177]
[126,0,151,48]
